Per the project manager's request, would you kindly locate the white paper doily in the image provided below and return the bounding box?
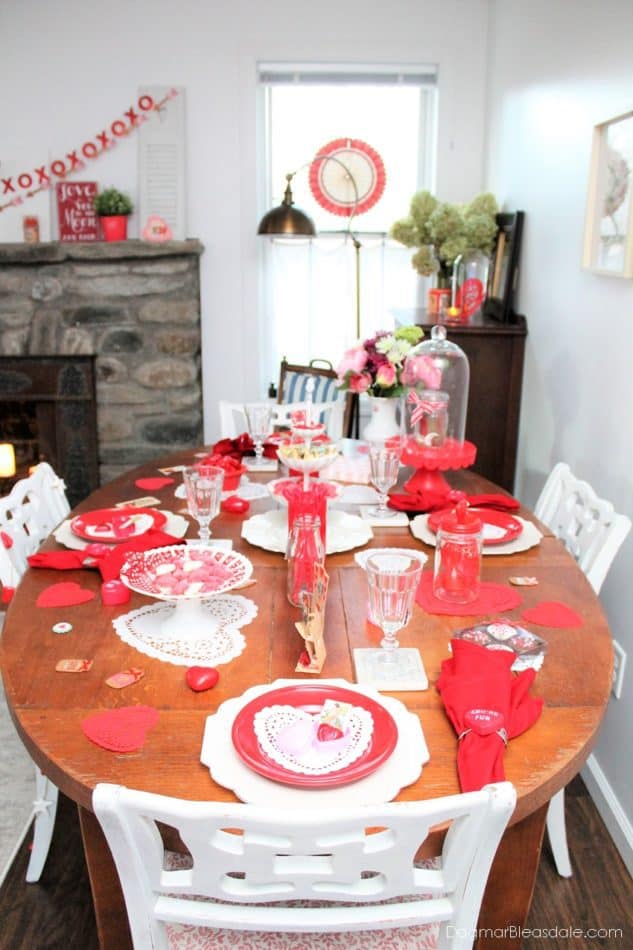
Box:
[53,511,188,551]
[410,514,543,555]
[242,508,373,555]
[253,704,373,775]
[112,594,257,666]
[201,679,429,807]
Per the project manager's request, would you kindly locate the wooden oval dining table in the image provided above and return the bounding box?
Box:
[0,450,613,950]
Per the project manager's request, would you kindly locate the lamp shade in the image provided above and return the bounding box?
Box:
[257,177,317,236]
[0,443,16,477]
[257,203,316,236]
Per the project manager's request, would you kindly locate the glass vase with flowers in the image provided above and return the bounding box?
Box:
[336,326,440,442]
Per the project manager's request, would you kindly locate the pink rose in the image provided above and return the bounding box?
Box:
[347,372,372,394]
[337,346,368,378]
[401,354,442,389]
[375,362,397,388]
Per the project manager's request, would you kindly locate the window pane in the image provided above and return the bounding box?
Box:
[269,84,426,232]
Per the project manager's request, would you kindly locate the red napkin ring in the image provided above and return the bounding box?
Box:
[458,709,508,745]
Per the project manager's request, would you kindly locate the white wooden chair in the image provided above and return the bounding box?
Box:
[535,462,631,877]
[93,781,515,950]
[218,399,344,441]
[0,462,71,883]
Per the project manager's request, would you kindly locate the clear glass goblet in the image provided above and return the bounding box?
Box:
[365,553,424,661]
[368,445,400,518]
[244,403,273,467]
[182,465,224,545]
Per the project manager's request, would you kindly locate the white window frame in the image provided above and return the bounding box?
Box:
[256,63,438,387]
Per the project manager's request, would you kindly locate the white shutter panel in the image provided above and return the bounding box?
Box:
[137,85,186,240]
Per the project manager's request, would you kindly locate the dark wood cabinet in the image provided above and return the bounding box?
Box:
[393,309,527,492]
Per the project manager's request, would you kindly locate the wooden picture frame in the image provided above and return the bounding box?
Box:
[582,109,633,278]
[483,211,524,323]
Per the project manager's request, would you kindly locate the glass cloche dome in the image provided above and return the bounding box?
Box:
[400,324,475,495]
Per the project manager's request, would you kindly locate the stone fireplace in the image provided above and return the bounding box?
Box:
[0,239,204,496]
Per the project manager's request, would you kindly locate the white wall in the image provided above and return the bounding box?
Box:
[487,0,633,857]
[1,0,490,442]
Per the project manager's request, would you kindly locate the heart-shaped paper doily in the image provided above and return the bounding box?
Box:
[134,477,175,490]
[82,705,159,752]
[522,601,583,628]
[36,582,96,607]
[415,571,522,616]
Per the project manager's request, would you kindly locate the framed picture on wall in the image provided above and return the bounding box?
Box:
[582,109,633,278]
[483,211,525,323]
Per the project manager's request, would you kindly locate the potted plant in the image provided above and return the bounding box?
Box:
[93,187,133,242]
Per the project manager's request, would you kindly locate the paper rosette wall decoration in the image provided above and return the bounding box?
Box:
[309,138,386,218]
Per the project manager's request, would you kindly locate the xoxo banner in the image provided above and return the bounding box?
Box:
[1,89,179,214]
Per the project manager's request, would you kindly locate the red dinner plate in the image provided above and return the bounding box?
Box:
[427,507,523,546]
[231,684,398,789]
[70,507,166,543]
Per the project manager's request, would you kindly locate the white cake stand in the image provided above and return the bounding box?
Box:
[120,545,253,638]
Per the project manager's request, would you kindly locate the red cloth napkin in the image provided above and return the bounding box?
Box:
[415,570,522,615]
[437,639,543,791]
[388,490,520,514]
[522,601,583,628]
[134,477,175,490]
[82,705,159,752]
[96,530,184,581]
[28,550,96,571]
[36,581,96,607]
[212,433,281,461]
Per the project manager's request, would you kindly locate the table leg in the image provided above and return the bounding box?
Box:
[78,805,133,950]
[475,804,547,949]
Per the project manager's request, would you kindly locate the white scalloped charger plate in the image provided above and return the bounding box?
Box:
[201,678,429,806]
[241,508,373,555]
[410,514,543,555]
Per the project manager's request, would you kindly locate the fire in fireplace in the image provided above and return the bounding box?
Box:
[0,356,99,508]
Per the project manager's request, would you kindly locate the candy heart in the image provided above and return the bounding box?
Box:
[185,666,219,692]
[36,581,96,607]
[316,723,344,742]
[221,495,250,514]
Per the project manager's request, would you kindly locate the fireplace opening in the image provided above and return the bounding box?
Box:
[0,356,99,508]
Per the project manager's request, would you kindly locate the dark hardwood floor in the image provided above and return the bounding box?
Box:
[0,776,630,949]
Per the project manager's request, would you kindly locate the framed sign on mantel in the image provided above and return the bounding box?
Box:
[56,181,99,242]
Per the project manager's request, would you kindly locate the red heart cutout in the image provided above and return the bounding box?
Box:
[1,530,13,549]
[221,495,250,514]
[522,601,583,628]
[82,705,159,752]
[134,477,175,490]
[36,581,96,607]
[185,666,219,692]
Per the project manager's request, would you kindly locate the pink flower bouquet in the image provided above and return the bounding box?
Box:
[336,326,440,397]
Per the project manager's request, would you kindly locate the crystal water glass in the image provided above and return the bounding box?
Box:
[182,465,224,545]
[244,403,273,467]
[368,445,400,518]
[365,553,423,660]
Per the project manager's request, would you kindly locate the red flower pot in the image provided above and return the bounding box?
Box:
[100,215,128,242]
